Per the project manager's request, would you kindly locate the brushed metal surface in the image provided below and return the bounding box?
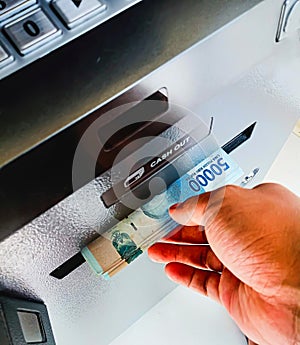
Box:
[0,41,9,60]
[52,0,106,28]
[4,8,60,54]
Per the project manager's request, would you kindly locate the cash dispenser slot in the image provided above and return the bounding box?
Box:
[101,127,211,209]
[93,88,177,173]
[101,121,257,209]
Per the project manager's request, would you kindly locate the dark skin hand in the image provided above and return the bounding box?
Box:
[148,184,300,345]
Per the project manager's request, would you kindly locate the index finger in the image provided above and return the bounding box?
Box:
[162,225,208,244]
[169,186,230,226]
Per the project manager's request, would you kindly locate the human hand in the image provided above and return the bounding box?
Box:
[148,184,300,345]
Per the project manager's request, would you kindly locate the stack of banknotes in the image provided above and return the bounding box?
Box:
[81,148,243,279]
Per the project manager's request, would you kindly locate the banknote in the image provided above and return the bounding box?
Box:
[81,148,243,279]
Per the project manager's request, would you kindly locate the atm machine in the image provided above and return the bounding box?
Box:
[0,0,299,344]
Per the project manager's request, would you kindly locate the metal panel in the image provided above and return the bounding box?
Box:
[1,1,300,345]
[0,0,263,168]
[0,0,142,79]
[0,0,277,241]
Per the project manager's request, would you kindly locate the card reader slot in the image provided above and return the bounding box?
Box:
[95,88,186,172]
[100,90,169,152]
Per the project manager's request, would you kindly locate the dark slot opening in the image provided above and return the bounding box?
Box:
[222,122,256,154]
[96,88,184,172]
[99,89,169,152]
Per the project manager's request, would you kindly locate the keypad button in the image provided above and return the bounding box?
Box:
[4,8,61,55]
[52,0,106,29]
[0,42,13,67]
[0,43,9,61]
[0,0,36,20]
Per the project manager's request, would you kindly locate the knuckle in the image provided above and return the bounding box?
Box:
[187,267,197,289]
[202,273,209,296]
[198,247,208,268]
[206,249,215,270]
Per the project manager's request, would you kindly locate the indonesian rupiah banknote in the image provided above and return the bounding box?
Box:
[82,148,243,279]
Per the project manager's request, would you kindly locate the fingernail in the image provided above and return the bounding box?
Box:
[169,203,180,211]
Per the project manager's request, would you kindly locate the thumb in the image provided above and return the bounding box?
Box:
[169,189,223,226]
